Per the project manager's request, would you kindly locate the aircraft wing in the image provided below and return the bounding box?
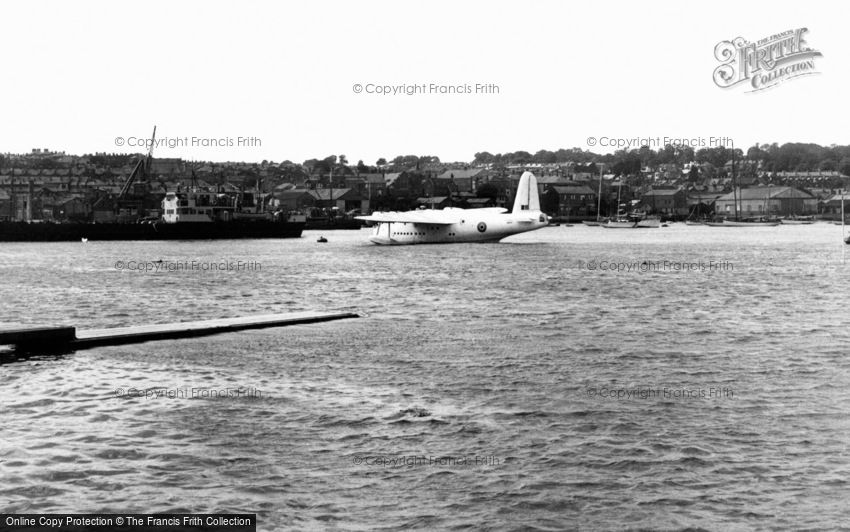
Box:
[355,211,460,225]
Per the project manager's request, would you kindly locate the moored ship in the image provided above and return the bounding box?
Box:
[0,127,306,241]
[0,195,306,241]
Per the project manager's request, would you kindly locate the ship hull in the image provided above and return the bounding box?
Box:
[304,218,363,230]
[0,220,305,241]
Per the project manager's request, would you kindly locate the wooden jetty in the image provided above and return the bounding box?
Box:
[0,311,358,351]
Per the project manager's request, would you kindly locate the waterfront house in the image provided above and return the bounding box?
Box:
[714,187,817,217]
[549,184,597,218]
[820,193,850,218]
[638,188,688,216]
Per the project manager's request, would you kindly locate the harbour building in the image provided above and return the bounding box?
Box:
[714,187,817,217]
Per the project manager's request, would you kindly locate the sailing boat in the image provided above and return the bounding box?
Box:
[601,178,635,228]
[600,176,661,229]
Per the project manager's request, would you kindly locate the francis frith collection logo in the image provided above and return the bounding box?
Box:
[713,28,822,92]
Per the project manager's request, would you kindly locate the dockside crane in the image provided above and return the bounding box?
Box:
[119,126,156,198]
[116,126,156,220]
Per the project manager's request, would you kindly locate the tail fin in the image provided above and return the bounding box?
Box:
[512,171,540,214]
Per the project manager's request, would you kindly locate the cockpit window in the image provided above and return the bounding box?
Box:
[539,214,546,222]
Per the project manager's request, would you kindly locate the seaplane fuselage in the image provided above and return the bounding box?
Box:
[356,171,549,245]
[365,208,548,245]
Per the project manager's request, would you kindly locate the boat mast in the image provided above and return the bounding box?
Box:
[765,184,770,219]
[256,175,263,214]
[732,151,739,221]
[596,166,603,221]
[616,177,622,218]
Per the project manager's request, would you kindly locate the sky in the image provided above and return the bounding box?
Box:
[1,0,846,164]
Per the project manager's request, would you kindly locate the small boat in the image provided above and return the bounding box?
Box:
[582,220,602,227]
[601,213,660,229]
[601,218,637,229]
[317,236,328,243]
[704,220,780,227]
[684,220,704,226]
[781,215,815,225]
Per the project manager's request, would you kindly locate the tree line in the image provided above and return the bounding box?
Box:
[8,142,850,179]
[468,143,850,176]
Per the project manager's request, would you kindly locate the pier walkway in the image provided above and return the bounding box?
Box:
[0,311,358,351]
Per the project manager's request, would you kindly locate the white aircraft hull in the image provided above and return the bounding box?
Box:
[357,171,549,245]
[367,214,547,245]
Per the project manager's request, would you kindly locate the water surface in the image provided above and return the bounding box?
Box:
[1,224,849,530]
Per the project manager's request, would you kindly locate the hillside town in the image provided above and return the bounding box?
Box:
[2,143,850,223]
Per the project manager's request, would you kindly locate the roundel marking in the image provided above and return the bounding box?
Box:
[477,222,487,233]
